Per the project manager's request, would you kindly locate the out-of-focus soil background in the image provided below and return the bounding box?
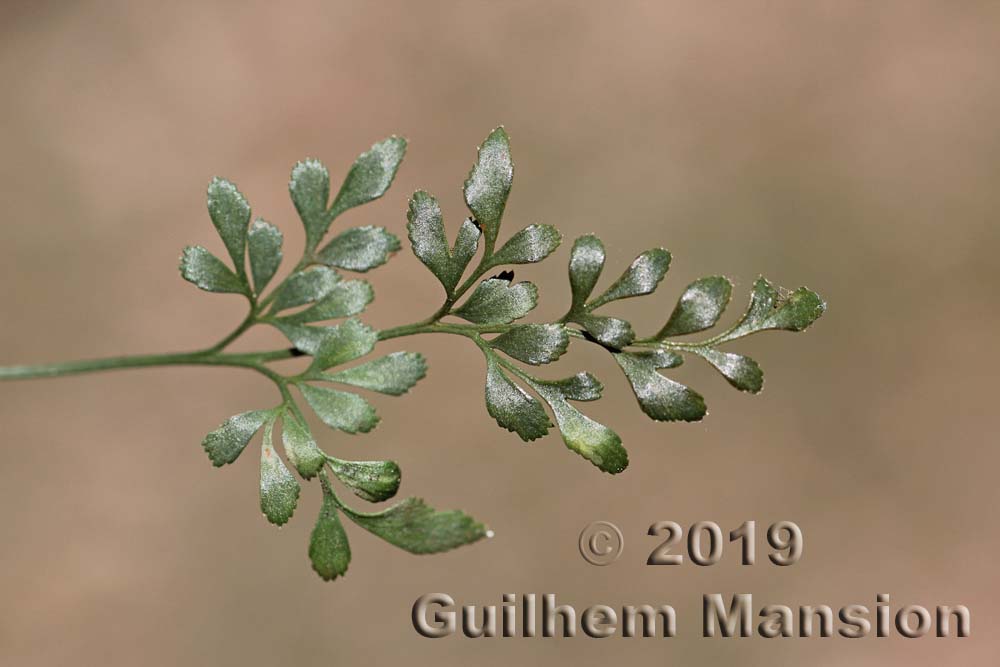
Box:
[1,2,997,665]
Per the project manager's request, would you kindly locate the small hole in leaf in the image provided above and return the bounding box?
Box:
[491,270,514,282]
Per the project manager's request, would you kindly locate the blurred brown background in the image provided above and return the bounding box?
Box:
[1,1,997,665]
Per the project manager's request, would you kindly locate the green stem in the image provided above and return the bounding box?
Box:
[377,321,511,341]
[375,319,436,342]
[0,348,299,382]
[632,330,742,351]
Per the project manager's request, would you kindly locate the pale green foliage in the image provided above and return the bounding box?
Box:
[453,278,538,325]
[299,383,379,434]
[329,137,407,221]
[270,267,340,312]
[259,419,300,526]
[306,319,377,374]
[326,457,401,503]
[484,357,552,441]
[463,127,512,248]
[490,324,569,365]
[317,225,400,272]
[528,378,629,474]
[247,219,283,294]
[402,128,824,477]
[310,478,351,581]
[274,277,373,324]
[614,350,705,422]
[341,497,488,554]
[289,159,331,251]
[180,246,246,295]
[206,178,251,280]
[281,413,326,479]
[202,410,271,466]
[2,126,825,582]
[488,224,562,266]
[407,190,480,296]
[589,247,671,309]
[657,276,731,337]
[175,126,825,579]
[323,352,427,396]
